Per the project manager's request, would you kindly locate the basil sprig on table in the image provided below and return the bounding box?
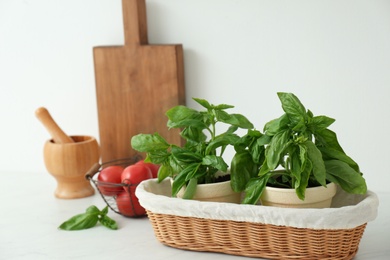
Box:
[231,92,367,204]
[59,205,118,231]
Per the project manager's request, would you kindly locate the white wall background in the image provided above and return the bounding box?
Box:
[1,0,389,192]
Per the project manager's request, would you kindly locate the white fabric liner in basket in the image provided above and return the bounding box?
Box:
[136,178,379,230]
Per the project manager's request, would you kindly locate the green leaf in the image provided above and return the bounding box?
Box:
[145,150,170,165]
[171,169,191,197]
[202,155,228,172]
[182,178,198,199]
[193,98,212,109]
[183,163,204,181]
[157,164,174,182]
[86,205,100,215]
[234,129,264,153]
[263,114,289,136]
[230,151,256,192]
[251,137,267,164]
[172,147,203,163]
[318,146,360,172]
[100,206,109,216]
[266,129,291,170]
[168,153,184,173]
[309,115,335,131]
[214,103,235,110]
[295,158,312,200]
[166,105,198,122]
[290,147,304,189]
[166,105,207,129]
[277,92,307,130]
[215,110,254,129]
[181,126,207,143]
[206,133,239,155]
[131,133,170,153]
[58,213,98,231]
[304,140,327,186]
[325,160,367,194]
[259,157,271,176]
[59,205,118,231]
[242,174,271,205]
[99,215,118,230]
[315,128,344,153]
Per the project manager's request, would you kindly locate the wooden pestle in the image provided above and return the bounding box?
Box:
[35,107,74,144]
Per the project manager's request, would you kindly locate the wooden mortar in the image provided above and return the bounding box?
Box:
[36,107,99,199]
[43,136,99,199]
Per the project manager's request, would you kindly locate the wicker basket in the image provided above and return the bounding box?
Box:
[137,179,378,260]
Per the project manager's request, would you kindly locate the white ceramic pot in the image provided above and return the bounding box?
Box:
[176,180,241,203]
[260,182,337,208]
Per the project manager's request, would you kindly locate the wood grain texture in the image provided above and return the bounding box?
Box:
[43,136,99,199]
[93,0,185,162]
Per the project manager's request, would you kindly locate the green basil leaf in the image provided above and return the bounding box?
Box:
[263,114,289,136]
[277,92,307,130]
[206,133,239,155]
[314,128,344,153]
[166,105,199,122]
[172,148,203,163]
[259,156,271,176]
[86,205,100,215]
[242,174,271,205]
[182,163,203,181]
[145,150,170,165]
[295,158,312,200]
[131,133,170,153]
[230,151,256,192]
[202,155,228,172]
[58,213,98,231]
[214,104,235,110]
[256,134,271,146]
[168,153,184,173]
[325,160,367,194]
[214,110,254,129]
[99,215,118,230]
[309,115,335,131]
[234,129,263,153]
[168,118,208,129]
[298,143,307,171]
[156,164,171,182]
[266,129,291,170]
[318,146,360,172]
[250,140,266,164]
[182,178,198,199]
[193,98,212,109]
[100,206,109,216]
[171,168,191,197]
[290,147,303,189]
[180,125,207,143]
[166,105,207,129]
[304,141,326,186]
[226,125,239,134]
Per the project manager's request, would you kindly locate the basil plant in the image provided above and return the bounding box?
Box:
[131,98,253,199]
[230,92,367,205]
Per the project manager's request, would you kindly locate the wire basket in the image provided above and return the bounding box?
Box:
[85,156,146,218]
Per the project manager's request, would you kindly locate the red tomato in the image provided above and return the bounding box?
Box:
[136,160,160,178]
[97,165,124,196]
[116,190,145,217]
[121,164,153,186]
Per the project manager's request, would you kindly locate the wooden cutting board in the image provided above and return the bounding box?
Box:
[93,0,185,163]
